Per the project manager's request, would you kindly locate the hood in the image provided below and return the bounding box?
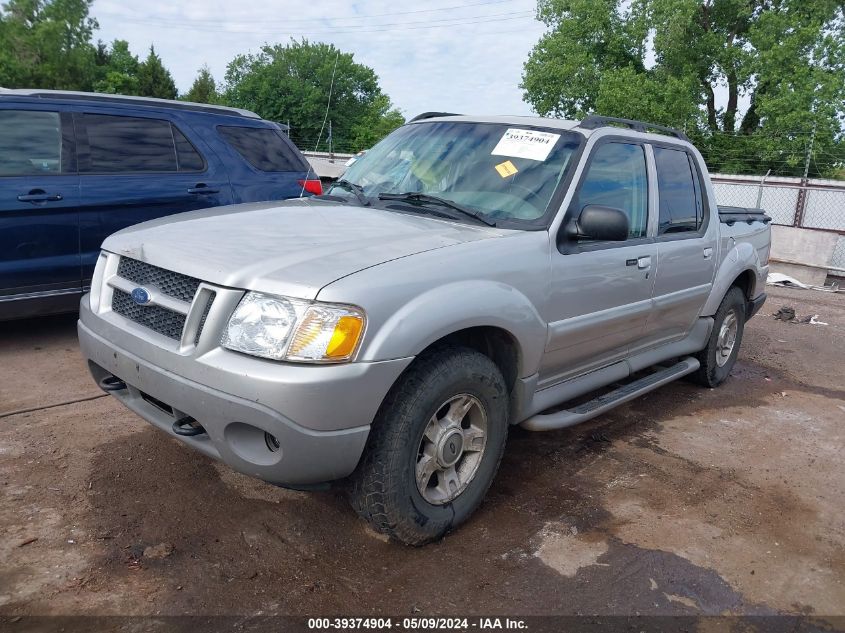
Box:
[102,198,504,299]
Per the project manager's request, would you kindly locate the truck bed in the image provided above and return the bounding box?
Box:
[717,205,772,226]
[717,206,771,273]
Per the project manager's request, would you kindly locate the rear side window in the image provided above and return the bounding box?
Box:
[81,114,204,173]
[0,110,62,176]
[576,142,648,239]
[654,147,703,234]
[173,127,205,172]
[83,114,176,172]
[218,126,307,172]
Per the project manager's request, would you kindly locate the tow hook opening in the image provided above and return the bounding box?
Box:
[99,375,127,392]
[172,416,206,437]
[265,432,281,452]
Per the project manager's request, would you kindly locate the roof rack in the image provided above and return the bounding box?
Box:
[0,89,261,119]
[579,115,689,141]
[408,111,462,123]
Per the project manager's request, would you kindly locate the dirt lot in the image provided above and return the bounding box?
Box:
[1,285,843,618]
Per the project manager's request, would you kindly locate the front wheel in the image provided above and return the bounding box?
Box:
[349,346,509,545]
[693,286,746,387]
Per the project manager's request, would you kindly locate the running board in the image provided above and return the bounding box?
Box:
[520,357,700,432]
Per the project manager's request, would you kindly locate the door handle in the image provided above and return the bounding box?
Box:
[187,184,220,195]
[703,247,713,259]
[17,192,63,203]
[637,255,651,269]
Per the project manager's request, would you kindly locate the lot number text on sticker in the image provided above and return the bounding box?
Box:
[491,128,561,162]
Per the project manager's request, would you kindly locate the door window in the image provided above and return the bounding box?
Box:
[576,142,648,238]
[654,147,703,234]
[81,114,205,173]
[173,126,205,171]
[0,110,62,176]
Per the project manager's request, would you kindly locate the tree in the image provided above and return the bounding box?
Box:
[93,39,140,94]
[183,65,219,103]
[137,45,177,99]
[0,3,183,100]
[223,39,404,152]
[522,0,845,177]
[0,0,99,90]
[350,93,405,149]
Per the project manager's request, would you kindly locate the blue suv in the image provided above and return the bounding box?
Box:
[0,89,321,320]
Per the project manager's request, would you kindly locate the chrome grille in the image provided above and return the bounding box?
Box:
[112,289,186,340]
[117,257,200,303]
[194,292,216,344]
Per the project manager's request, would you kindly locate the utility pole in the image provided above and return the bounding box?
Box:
[793,121,816,227]
[328,120,333,159]
[802,122,817,181]
[755,169,771,209]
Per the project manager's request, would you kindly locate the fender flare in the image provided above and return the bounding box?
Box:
[358,280,548,377]
[701,241,762,316]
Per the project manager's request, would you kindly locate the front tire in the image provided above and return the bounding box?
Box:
[693,286,746,387]
[349,346,509,545]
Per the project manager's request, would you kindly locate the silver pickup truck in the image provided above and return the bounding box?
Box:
[78,114,771,545]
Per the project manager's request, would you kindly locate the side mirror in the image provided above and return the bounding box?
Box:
[566,205,630,242]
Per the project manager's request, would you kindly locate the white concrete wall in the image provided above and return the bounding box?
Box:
[302,151,353,180]
[769,225,840,285]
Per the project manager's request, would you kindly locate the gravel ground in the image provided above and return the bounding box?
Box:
[0,285,843,618]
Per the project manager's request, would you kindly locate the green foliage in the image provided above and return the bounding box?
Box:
[0,1,181,101]
[349,93,405,150]
[136,45,177,100]
[2,5,404,152]
[93,39,140,94]
[522,0,845,177]
[183,65,219,104]
[0,0,99,90]
[223,39,404,153]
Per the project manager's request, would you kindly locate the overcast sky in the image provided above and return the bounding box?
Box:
[93,0,547,119]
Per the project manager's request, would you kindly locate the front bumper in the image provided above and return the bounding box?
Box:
[78,300,413,486]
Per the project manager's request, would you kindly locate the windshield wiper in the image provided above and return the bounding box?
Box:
[331,179,370,206]
[377,192,495,227]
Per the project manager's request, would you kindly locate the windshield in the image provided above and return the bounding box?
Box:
[329,121,583,225]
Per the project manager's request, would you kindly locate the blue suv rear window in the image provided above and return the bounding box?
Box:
[173,126,205,172]
[81,114,205,173]
[218,126,307,172]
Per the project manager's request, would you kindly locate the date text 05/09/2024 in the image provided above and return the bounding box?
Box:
[307,617,528,630]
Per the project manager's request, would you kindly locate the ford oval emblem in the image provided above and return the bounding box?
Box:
[131,287,151,305]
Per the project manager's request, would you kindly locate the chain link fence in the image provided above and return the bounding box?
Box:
[711,173,845,274]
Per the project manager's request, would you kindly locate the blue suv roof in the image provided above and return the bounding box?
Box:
[0,88,261,120]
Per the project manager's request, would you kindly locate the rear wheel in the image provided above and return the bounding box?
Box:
[693,286,746,387]
[349,346,509,545]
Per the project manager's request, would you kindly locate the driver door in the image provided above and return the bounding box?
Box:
[539,140,657,386]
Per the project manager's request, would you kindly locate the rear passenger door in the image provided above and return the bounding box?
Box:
[0,107,81,301]
[215,125,312,202]
[637,145,717,350]
[76,111,234,287]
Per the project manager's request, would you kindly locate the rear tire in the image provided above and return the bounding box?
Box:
[349,346,509,546]
[693,286,746,387]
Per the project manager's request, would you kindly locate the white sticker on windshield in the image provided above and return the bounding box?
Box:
[491,128,560,162]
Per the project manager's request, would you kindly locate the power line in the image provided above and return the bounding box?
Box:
[98,0,524,25]
[104,11,537,35]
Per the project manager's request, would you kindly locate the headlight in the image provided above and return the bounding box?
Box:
[221,292,365,363]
